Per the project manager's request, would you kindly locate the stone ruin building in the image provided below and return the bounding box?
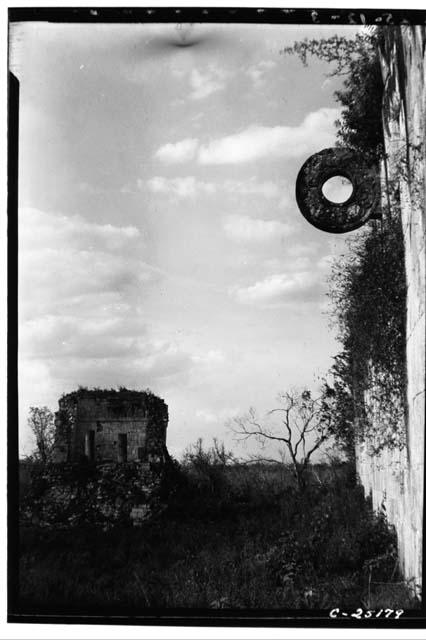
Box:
[53,388,168,465]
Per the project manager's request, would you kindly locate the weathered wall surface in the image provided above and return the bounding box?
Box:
[20,461,166,529]
[54,389,168,464]
[356,26,425,592]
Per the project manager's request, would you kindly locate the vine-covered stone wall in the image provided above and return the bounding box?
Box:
[53,388,168,464]
[20,462,166,528]
[356,26,425,594]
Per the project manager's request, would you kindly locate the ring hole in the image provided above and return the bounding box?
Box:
[322,176,353,203]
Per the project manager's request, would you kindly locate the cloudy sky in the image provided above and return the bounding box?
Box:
[11,21,359,458]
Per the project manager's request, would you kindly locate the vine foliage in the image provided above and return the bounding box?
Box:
[282,31,384,163]
[326,216,407,455]
[284,29,407,456]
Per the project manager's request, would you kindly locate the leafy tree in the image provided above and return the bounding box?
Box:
[229,389,333,490]
[282,30,384,162]
[28,406,55,464]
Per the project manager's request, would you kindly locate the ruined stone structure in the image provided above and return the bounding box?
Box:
[356,26,425,593]
[53,388,168,464]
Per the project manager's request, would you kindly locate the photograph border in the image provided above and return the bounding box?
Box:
[7,5,426,628]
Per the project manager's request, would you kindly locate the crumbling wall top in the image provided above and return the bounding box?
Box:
[58,387,167,409]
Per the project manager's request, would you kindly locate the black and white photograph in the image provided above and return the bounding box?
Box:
[7,5,426,629]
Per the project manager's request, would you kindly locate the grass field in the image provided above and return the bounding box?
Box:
[18,461,418,612]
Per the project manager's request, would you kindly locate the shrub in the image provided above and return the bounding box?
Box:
[20,462,164,528]
[327,213,407,452]
[19,462,417,611]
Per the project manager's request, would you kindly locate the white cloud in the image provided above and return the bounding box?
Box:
[287,242,320,257]
[224,215,294,243]
[145,176,216,198]
[77,182,105,195]
[264,256,312,273]
[19,223,152,324]
[20,207,140,254]
[231,271,315,304]
[223,178,280,199]
[230,250,335,307]
[144,176,282,200]
[197,108,340,164]
[21,314,157,362]
[152,108,339,166]
[18,206,154,331]
[189,67,227,100]
[154,137,199,164]
[192,349,226,367]
[195,409,218,424]
[196,407,240,424]
[278,192,293,210]
[287,256,312,271]
[18,207,162,372]
[262,242,320,273]
[246,59,276,85]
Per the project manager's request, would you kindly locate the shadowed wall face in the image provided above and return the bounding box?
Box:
[356,26,425,594]
[53,390,168,463]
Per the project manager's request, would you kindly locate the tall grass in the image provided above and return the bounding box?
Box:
[18,459,418,612]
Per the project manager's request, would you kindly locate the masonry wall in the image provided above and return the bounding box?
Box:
[54,390,168,464]
[356,26,425,592]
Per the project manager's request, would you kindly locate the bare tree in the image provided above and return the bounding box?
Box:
[229,389,333,490]
[28,406,55,464]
